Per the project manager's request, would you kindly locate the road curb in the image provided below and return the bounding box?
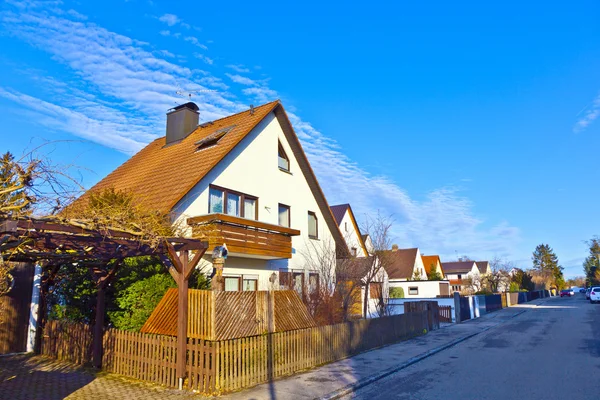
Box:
[316,309,528,400]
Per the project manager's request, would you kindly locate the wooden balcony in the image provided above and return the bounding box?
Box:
[187,213,301,259]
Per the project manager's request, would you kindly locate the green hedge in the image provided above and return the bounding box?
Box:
[389,287,405,298]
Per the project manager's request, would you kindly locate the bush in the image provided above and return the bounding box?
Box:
[109,273,176,331]
[389,287,405,298]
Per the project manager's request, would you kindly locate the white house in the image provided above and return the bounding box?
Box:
[385,246,451,298]
[80,101,348,296]
[443,261,481,293]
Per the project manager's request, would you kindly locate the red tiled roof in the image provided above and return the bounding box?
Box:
[75,101,280,213]
[422,255,442,277]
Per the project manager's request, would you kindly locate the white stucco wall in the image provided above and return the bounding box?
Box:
[389,280,449,298]
[412,250,427,280]
[171,111,337,289]
[337,210,366,258]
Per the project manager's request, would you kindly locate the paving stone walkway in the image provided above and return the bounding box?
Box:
[0,354,204,400]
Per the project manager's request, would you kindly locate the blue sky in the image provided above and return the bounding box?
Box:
[1,0,599,278]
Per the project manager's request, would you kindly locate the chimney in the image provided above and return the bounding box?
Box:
[392,244,399,252]
[166,102,199,145]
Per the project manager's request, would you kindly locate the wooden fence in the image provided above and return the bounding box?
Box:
[42,309,434,394]
[438,305,452,323]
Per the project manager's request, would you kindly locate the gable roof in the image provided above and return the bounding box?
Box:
[476,261,490,274]
[75,101,280,214]
[384,248,419,280]
[421,255,444,278]
[443,261,476,274]
[72,100,348,253]
[329,203,368,256]
[330,204,349,225]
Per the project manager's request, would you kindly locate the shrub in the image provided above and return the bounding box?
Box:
[109,273,176,331]
[389,287,405,298]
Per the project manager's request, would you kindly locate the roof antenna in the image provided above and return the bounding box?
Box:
[249,104,255,115]
[176,90,199,101]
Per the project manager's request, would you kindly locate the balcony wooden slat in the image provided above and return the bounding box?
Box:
[187,213,300,236]
[188,213,298,259]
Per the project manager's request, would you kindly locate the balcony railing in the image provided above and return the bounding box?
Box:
[187,213,301,259]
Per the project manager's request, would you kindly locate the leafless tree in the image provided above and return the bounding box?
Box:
[484,256,512,293]
[301,237,363,324]
[359,212,393,319]
[0,145,83,218]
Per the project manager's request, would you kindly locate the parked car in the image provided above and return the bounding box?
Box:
[580,288,586,293]
[586,288,592,299]
[590,287,600,304]
[560,289,573,297]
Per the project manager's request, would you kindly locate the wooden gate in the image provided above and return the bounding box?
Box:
[0,263,35,354]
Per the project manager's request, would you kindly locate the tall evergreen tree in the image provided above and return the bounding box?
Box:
[532,244,564,289]
[583,237,600,286]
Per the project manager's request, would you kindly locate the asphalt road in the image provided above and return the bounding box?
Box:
[344,294,600,400]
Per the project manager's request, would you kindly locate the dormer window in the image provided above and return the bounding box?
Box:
[278,141,290,172]
[195,125,234,152]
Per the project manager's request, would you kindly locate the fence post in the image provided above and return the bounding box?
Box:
[453,292,461,323]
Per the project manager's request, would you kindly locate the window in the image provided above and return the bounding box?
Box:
[278,204,290,227]
[209,187,224,213]
[408,287,419,296]
[344,222,348,232]
[308,273,319,295]
[226,192,240,216]
[351,247,357,257]
[278,141,290,171]
[293,271,304,297]
[243,278,257,291]
[224,277,240,292]
[457,274,462,280]
[208,185,258,219]
[244,198,256,219]
[279,269,293,289]
[308,211,318,239]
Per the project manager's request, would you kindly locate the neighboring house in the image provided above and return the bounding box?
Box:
[329,204,388,317]
[476,261,490,275]
[421,255,445,280]
[443,261,481,293]
[330,204,368,258]
[76,100,348,296]
[385,248,450,298]
[386,246,427,282]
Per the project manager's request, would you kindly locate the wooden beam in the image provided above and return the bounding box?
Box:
[159,254,180,283]
[184,249,205,281]
[90,260,121,369]
[176,251,189,386]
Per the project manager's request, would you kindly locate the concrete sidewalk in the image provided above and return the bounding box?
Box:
[220,297,554,400]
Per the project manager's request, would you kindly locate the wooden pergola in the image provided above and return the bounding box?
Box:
[0,217,207,383]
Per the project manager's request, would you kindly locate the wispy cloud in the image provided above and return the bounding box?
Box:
[226,73,257,86]
[184,36,208,50]
[574,93,600,132]
[158,13,179,26]
[226,64,250,73]
[193,53,214,65]
[0,0,521,260]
